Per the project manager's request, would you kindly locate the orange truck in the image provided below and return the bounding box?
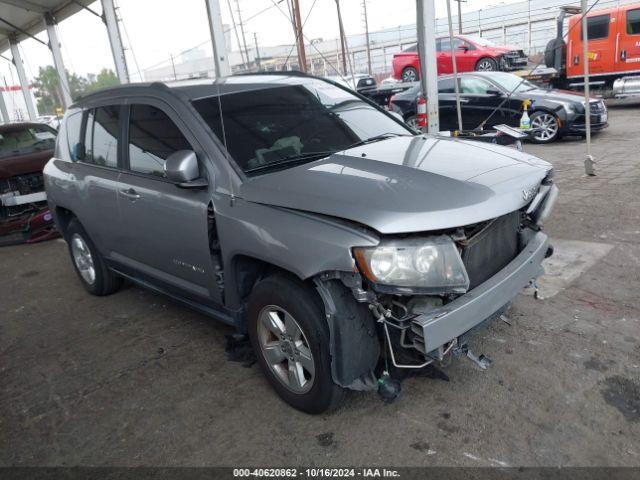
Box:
[544,3,640,98]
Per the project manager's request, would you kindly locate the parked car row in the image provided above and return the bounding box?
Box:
[388,72,608,143]
[392,35,529,82]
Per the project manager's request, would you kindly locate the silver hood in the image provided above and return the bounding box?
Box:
[240,135,552,234]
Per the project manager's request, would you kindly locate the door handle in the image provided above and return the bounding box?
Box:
[119,188,141,200]
[458,98,470,104]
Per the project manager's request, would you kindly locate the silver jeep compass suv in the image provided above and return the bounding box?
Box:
[44,73,557,413]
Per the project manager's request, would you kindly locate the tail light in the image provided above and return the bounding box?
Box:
[416,95,427,129]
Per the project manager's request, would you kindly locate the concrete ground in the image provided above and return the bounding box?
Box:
[1,104,639,467]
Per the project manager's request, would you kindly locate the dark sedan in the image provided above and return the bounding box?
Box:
[389,72,608,143]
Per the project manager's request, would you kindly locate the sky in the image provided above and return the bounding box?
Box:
[0,0,519,85]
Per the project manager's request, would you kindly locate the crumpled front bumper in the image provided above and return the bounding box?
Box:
[411,230,549,354]
[0,208,59,246]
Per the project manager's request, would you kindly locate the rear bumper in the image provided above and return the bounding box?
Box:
[411,231,548,354]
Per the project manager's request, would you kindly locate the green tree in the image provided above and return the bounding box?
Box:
[33,65,62,115]
[84,69,119,94]
[33,66,119,114]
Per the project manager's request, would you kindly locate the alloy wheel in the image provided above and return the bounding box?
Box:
[531,113,559,142]
[257,305,315,393]
[71,234,96,285]
[476,59,496,71]
[402,68,417,82]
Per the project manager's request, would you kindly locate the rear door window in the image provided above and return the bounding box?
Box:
[126,104,192,177]
[582,14,610,40]
[628,8,640,34]
[84,106,120,168]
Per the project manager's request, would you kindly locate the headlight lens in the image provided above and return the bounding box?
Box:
[354,235,469,293]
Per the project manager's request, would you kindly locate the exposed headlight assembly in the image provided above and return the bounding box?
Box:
[353,235,469,294]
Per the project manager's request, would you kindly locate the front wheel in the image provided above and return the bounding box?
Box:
[247,274,345,414]
[530,111,560,143]
[475,57,498,71]
[66,219,122,296]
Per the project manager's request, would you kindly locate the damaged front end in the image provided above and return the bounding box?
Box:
[0,173,58,246]
[315,176,558,391]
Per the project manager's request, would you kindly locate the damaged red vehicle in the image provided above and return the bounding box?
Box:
[0,122,59,246]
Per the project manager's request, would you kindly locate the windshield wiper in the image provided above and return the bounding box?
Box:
[244,151,334,174]
[345,132,406,149]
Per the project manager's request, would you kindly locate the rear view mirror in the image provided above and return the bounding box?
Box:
[164,150,208,188]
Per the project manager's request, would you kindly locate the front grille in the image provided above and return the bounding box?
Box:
[0,172,46,221]
[461,211,520,289]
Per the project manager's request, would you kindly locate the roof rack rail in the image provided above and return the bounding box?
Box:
[231,70,312,77]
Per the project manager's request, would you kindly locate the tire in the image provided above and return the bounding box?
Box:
[530,111,560,144]
[405,115,419,129]
[66,219,122,296]
[401,66,419,82]
[247,274,345,414]
[475,57,498,71]
[544,38,566,69]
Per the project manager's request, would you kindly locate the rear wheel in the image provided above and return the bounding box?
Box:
[66,219,122,296]
[475,57,498,71]
[401,66,419,82]
[248,274,345,414]
[530,111,560,143]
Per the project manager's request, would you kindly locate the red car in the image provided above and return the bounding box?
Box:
[0,122,59,246]
[392,35,528,82]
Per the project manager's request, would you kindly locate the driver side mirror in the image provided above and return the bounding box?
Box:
[457,45,469,52]
[486,89,503,96]
[164,150,208,188]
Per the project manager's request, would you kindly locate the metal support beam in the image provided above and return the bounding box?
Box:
[9,36,37,120]
[0,85,9,122]
[581,0,595,176]
[44,13,72,109]
[101,0,129,83]
[417,0,439,133]
[204,0,230,78]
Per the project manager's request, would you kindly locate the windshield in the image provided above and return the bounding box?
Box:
[192,79,410,176]
[486,72,537,92]
[0,125,56,159]
[465,36,497,47]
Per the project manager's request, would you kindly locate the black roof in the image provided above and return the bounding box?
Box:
[74,72,338,106]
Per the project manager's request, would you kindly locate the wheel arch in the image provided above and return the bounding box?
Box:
[54,206,76,239]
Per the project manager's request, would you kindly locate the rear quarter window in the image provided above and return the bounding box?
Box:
[65,111,83,161]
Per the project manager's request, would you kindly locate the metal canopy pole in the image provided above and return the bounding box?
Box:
[44,13,72,109]
[446,0,463,132]
[205,0,231,78]
[101,0,129,83]
[9,36,37,120]
[417,0,439,133]
[0,86,9,122]
[581,0,595,176]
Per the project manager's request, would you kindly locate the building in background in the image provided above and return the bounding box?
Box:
[142,0,639,82]
[1,83,38,122]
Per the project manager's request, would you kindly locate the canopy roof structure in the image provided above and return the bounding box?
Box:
[0,0,96,54]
